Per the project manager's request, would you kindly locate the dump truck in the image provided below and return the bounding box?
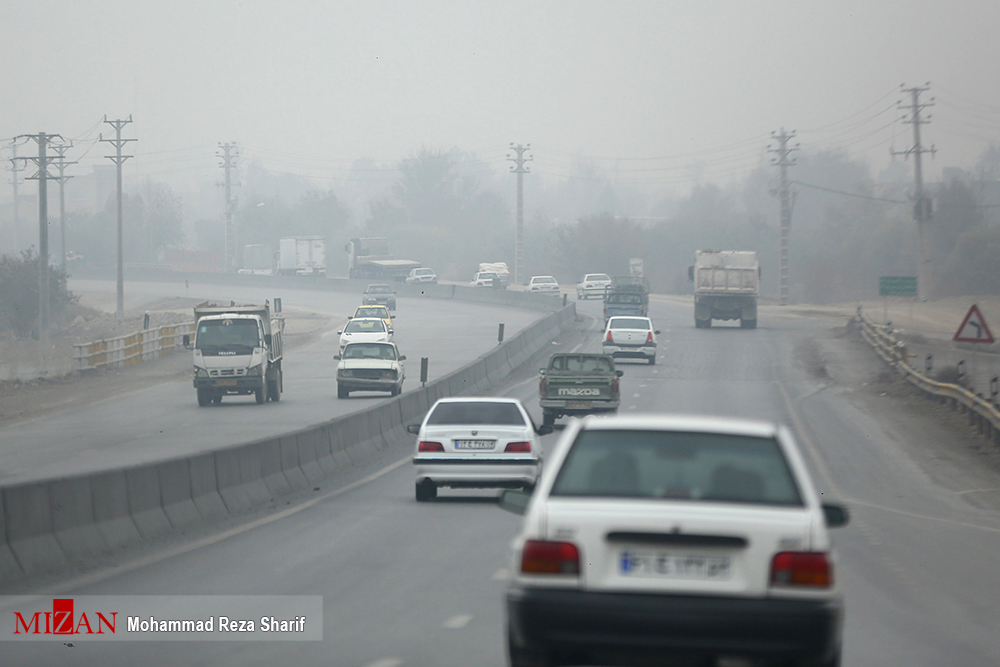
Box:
[278,237,326,276]
[184,301,284,406]
[688,250,759,329]
[345,237,420,282]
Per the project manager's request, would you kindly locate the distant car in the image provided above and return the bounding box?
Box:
[405,267,438,284]
[363,283,397,310]
[527,275,560,294]
[501,414,849,667]
[408,397,552,501]
[338,317,392,352]
[576,273,612,299]
[334,341,405,399]
[472,271,504,288]
[539,352,622,426]
[603,316,659,364]
[350,305,394,330]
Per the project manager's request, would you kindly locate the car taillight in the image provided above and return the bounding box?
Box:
[645,331,653,343]
[505,441,531,453]
[770,552,832,588]
[539,377,547,394]
[418,441,444,452]
[606,330,614,342]
[611,378,619,396]
[521,540,580,575]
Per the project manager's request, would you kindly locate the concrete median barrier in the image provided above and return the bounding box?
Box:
[0,299,576,580]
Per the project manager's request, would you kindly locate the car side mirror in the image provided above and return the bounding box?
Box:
[389,329,394,335]
[183,334,192,349]
[539,368,546,375]
[822,503,850,528]
[498,489,532,515]
[536,424,554,436]
[337,330,343,335]
[347,316,352,320]
[333,354,341,360]
[616,370,624,377]
[405,424,421,435]
[390,315,396,319]
[264,333,272,346]
[399,355,406,361]
[655,330,661,335]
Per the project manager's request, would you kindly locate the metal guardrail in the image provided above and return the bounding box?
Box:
[73,322,196,371]
[855,308,1000,445]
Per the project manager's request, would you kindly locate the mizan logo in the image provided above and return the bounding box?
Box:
[14,599,117,635]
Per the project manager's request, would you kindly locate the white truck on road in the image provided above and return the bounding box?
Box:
[184,301,284,406]
[689,250,760,329]
[279,237,326,276]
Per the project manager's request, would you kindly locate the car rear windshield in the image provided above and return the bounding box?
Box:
[549,355,614,373]
[367,285,391,293]
[550,429,802,506]
[534,277,556,284]
[345,319,385,333]
[609,318,650,329]
[426,402,527,426]
[355,308,385,317]
[587,274,610,281]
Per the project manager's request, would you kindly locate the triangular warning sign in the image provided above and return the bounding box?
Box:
[954,304,995,343]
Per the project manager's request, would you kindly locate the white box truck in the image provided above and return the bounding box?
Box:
[689,250,760,329]
[184,301,284,406]
[278,237,326,276]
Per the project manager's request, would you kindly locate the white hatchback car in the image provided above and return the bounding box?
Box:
[603,316,660,364]
[405,267,438,284]
[338,317,392,352]
[576,273,612,300]
[527,275,560,294]
[408,397,553,501]
[501,414,848,667]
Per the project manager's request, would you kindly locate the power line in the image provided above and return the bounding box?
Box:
[100,116,135,317]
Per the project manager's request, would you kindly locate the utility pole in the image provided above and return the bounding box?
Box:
[16,132,63,376]
[217,142,240,271]
[50,141,77,270]
[100,116,135,317]
[7,142,24,250]
[892,83,936,300]
[507,143,532,286]
[769,129,798,305]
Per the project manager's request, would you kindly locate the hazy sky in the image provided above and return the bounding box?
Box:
[2,0,999,193]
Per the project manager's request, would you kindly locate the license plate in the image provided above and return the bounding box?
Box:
[454,439,496,450]
[620,551,731,580]
[217,380,238,387]
[567,401,592,409]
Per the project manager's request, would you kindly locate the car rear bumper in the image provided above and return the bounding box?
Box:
[603,344,655,358]
[540,399,619,412]
[507,587,842,663]
[413,458,539,487]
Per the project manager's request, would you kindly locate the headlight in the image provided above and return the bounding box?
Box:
[381,369,397,379]
[194,367,209,378]
[339,369,353,377]
[247,364,264,376]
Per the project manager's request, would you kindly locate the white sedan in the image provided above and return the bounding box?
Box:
[603,316,660,364]
[334,341,405,398]
[405,267,438,284]
[501,414,849,667]
[408,397,553,501]
[576,273,612,299]
[527,275,560,294]
[338,317,392,352]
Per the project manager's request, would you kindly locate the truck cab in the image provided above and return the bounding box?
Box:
[185,302,284,406]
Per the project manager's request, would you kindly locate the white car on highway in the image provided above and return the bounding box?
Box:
[408,397,553,501]
[404,267,438,284]
[334,341,405,399]
[501,414,849,667]
[576,273,612,299]
[338,317,392,352]
[603,316,660,364]
[472,271,504,288]
[527,275,560,294]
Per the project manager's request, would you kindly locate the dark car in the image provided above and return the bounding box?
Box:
[363,283,397,311]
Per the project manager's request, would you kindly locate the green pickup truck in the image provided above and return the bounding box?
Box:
[538,352,623,426]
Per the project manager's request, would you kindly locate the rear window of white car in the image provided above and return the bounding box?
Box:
[426,402,527,426]
[533,277,556,284]
[550,430,803,506]
[345,319,385,333]
[609,318,650,330]
[586,274,610,281]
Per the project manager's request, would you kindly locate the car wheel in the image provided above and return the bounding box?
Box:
[390,385,399,397]
[507,625,555,667]
[212,394,222,404]
[415,480,437,502]
[542,411,556,427]
[337,384,349,399]
[267,379,281,402]
[254,386,266,404]
[197,388,211,407]
[648,355,656,365]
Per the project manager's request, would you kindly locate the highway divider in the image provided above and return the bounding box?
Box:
[855,308,1000,445]
[0,299,576,580]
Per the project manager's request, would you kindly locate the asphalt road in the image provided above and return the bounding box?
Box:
[5,297,1000,666]
[0,279,542,484]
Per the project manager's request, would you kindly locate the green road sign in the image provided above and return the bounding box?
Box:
[879,276,917,297]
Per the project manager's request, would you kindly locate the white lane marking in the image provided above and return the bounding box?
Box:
[443,614,473,629]
[13,456,414,601]
[639,384,647,388]
[632,393,641,398]
[493,567,510,580]
[364,660,403,667]
[628,405,637,410]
